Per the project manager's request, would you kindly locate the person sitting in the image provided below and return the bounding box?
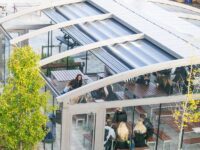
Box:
[71,74,83,89]
[105,85,119,101]
[97,87,106,99]
[112,108,127,123]
[91,87,106,99]
[104,121,116,150]
[144,74,150,85]
[140,114,154,140]
[115,122,130,150]
[61,81,73,94]
[77,95,87,103]
[164,78,173,95]
[106,114,111,123]
[133,119,147,148]
[173,67,187,84]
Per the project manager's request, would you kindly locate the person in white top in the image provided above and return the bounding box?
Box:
[104,121,116,150]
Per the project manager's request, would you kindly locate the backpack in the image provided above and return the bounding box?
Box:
[143,118,154,138]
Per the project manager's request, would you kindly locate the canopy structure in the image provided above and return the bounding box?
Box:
[0,0,200,149]
[1,0,200,101]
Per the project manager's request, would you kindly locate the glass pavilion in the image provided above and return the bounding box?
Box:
[0,0,200,150]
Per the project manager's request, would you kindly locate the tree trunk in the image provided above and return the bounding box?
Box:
[20,142,23,150]
[178,65,193,150]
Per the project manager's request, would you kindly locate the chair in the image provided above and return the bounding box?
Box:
[74,114,86,128]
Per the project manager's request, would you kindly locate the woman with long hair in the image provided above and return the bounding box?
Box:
[115,122,130,149]
[71,74,82,89]
[133,119,147,147]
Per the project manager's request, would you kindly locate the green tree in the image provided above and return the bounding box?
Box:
[173,65,200,150]
[0,46,49,150]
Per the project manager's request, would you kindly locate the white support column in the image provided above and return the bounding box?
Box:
[39,33,144,66]
[61,105,72,150]
[0,0,85,24]
[10,13,112,45]
[57,56,200,102]
[94,107,106,150]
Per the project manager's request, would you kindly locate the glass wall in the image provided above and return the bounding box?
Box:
[61,65,200,150]
[104,104,181,150]
[71,113,96,150]
[0,33,10,84]
[0,33,5,82]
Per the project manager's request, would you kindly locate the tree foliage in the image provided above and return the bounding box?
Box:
[0,46,49,150]
[173,66,200,126]
[173,65,200,149]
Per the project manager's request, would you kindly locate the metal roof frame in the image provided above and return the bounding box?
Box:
[0,0,84,24]
[43,9,132,73]
[89,0,200,59]
[57,56,200,103]
[10,13,112,45]
[0,24,12,40]
[39,33,144,66]
[66,94,200,113]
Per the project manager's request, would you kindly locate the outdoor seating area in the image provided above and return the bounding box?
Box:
[50,69,93,93]
[69,103,199,150]
[41,65,200,149]
[46,66,196,106]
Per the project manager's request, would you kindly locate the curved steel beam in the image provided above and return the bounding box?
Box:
[68,94,200,114]
[10,13,112,45]
[148,0,200,14]
[57,56,200,102]
[0,0,84,24]
[39,33,144,66]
